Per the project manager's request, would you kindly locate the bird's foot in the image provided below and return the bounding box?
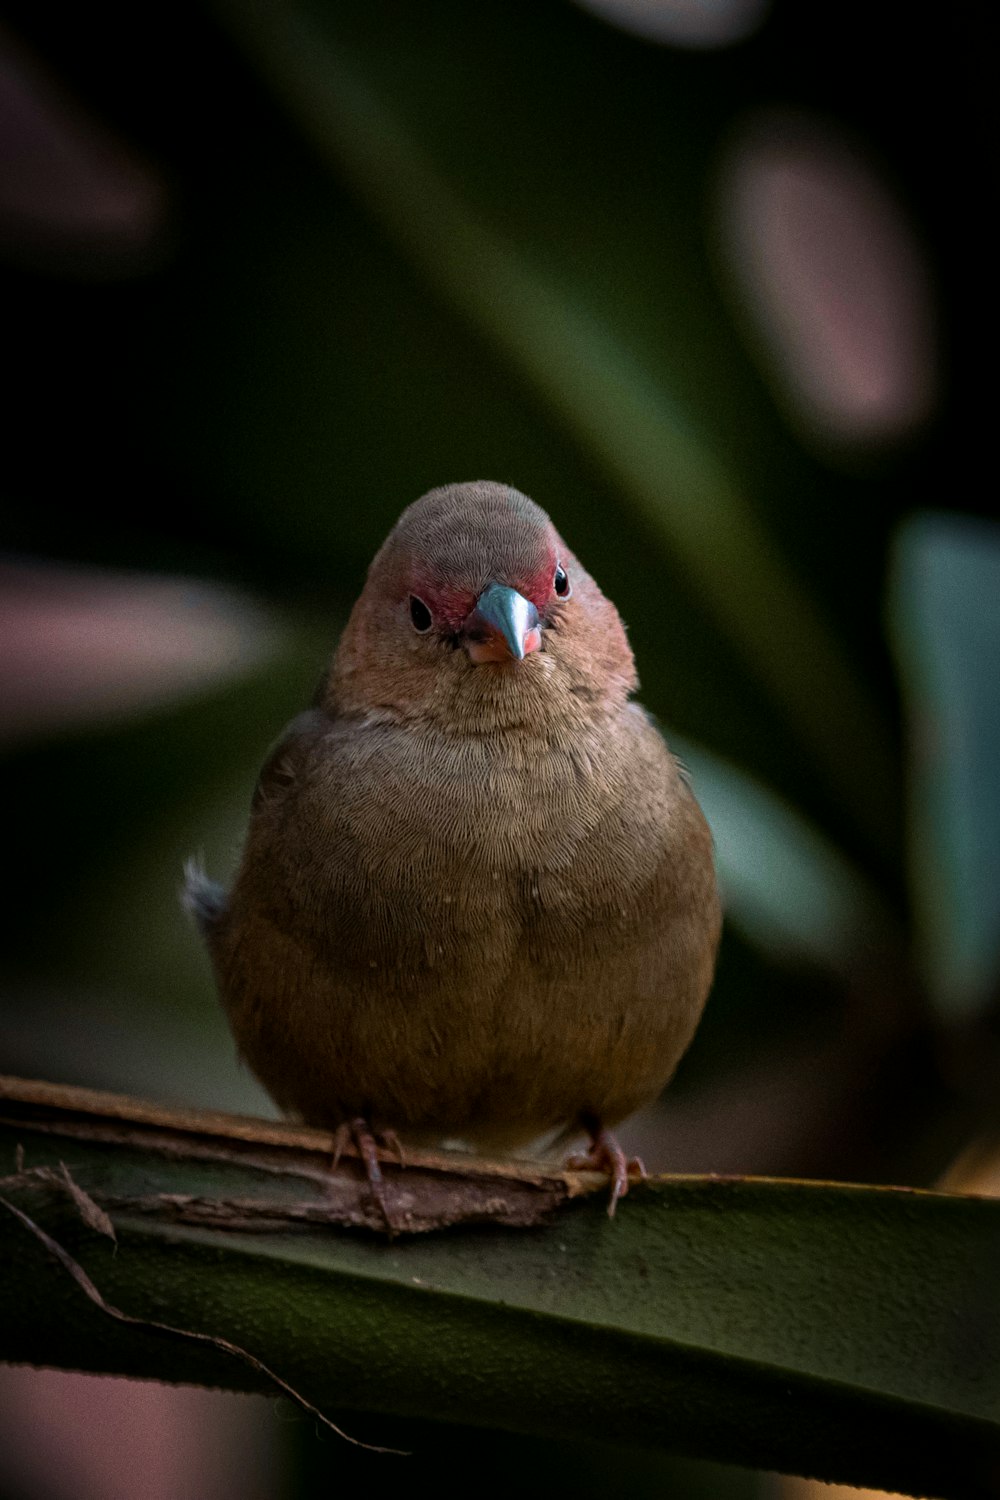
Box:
[567,1124,647,1218]
[330,1117,404,1231]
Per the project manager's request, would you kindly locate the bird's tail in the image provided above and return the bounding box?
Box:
[181,857,228,935]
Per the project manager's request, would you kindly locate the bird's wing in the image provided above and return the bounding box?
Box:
[182,710,328,937]
[627,701,695,788]
[251,708,328,812]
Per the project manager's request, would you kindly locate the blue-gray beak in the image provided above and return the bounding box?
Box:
[465,584,541,663]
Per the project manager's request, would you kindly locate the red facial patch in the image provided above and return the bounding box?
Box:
[409,554,559,634]
[517,557,560,612]
[407,579,477,635]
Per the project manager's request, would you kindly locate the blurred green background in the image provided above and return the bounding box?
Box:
[1,0,997,1495]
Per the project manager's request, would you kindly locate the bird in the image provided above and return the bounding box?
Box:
[186,481,720,1218]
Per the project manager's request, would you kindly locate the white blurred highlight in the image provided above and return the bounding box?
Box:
[573,0,770,48]
[0,557,284,741]
[717,111,936,446]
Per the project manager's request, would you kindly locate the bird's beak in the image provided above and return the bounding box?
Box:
[464,584,541,664]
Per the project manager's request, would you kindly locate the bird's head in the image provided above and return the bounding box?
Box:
[328,482,637,732]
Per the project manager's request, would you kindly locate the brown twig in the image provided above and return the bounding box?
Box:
[0,1074,604,1235]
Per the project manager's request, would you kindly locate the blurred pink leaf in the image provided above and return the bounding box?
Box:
[716,109,937,448]
[571,0,770,48]
[0,1367,276,1500]
[0,24,167,271]
[0,557,285,741]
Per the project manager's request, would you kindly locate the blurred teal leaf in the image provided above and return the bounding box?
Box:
[209,0,897,853]
[676,737,891,969]
[890,512,1000,1020]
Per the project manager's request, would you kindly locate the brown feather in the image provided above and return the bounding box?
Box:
[193,482,720,1155]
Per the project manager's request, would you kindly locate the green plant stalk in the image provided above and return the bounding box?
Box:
[1,1080,998,1495]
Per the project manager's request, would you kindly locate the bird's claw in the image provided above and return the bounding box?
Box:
[330,1117,403,1231]
[567,1125,646,1217]
[380,1128,406,1168]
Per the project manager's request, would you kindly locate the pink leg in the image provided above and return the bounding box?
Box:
[330,1117,402,1230]
[567,1119,647,1217]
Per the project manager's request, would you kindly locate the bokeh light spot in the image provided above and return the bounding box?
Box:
[715,109,937,449]
[572,0,770,48]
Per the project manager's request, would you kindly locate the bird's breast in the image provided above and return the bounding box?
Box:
[324,719,647,879]
[270,715,672,980]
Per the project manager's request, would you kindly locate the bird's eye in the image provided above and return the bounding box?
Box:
[553,564,571,598]
[409,595,433,632]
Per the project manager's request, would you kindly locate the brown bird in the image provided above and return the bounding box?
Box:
[186,481,720,1216]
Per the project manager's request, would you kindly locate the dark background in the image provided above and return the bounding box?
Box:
[1,2,996,1496]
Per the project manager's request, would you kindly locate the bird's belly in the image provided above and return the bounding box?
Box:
[221,721,716,1141]
[232,859,703,1144]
